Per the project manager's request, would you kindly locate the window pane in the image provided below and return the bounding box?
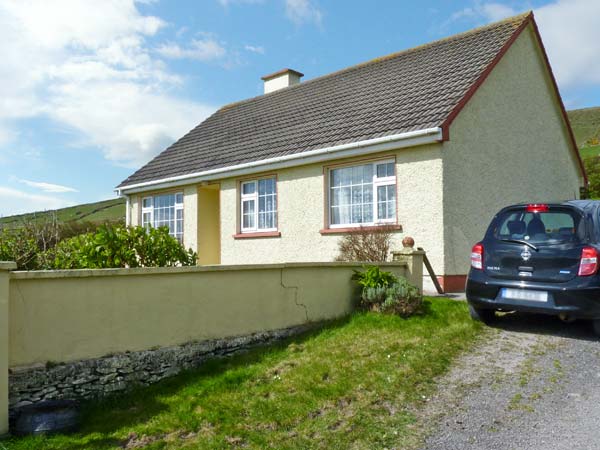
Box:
[242,182,256,195]
[242,199,255,229]
[376,162,395,178]
[256,177,276,229]
[387,163,395,177]
[351,204,362,223]
[351,186,362,204]
[258,178,275,195]
[142,198,152,208]
[243,214,255,229]
[363,184,373,204]
[176,193,183,204]
[352,165,364,184]
[243,200,255,214]
[377,185,396,220]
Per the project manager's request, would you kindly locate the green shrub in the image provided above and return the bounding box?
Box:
[0,217,119,270]
[0,228,39,270]
[46,225,197,269]
[352,265,397,289]
[352,265,422,317]
[584,156,600,199]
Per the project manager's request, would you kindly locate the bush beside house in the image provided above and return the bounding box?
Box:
[0,222,196,270]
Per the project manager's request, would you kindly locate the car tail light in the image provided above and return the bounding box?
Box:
[578,247,598,276]
[471,243,484,270]
[526,204,549,213]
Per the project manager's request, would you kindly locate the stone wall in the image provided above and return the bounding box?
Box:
[9,324,311,412]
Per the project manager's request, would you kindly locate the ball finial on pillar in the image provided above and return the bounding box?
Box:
[402,236,415,248]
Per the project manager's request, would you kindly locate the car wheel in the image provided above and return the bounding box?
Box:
[468,304,496,324]
[592,319,600,337]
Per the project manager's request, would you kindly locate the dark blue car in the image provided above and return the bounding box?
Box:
[466,201,600,335]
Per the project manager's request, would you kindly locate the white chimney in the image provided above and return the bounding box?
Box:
[261,68,304,94]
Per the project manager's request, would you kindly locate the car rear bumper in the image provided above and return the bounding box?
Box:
[466,270,600,319]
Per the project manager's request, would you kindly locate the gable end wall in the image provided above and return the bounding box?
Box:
[442,24,583,277]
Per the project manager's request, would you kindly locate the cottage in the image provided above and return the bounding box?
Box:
[117,12,586,291]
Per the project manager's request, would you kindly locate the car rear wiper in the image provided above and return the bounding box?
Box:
[499,239,539,251]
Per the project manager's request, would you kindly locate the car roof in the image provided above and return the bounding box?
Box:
[501,201,600,214]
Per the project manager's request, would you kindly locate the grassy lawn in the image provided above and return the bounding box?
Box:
[3,298,480,450]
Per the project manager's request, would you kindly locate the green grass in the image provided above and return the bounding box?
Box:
[579,144,600,160]
[0,198,125,227]
[567,106,600,147]
[2,298,481,450]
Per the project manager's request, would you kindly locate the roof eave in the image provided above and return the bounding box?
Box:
[116,127,443,195]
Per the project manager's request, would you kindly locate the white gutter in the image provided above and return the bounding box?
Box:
[116,127,443,195]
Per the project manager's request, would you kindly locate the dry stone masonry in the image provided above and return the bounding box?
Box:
[8,325,311,412]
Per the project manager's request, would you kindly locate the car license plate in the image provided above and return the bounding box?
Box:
[502,288,548,302]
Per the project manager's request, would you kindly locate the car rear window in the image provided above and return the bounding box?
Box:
[492,208,584,244]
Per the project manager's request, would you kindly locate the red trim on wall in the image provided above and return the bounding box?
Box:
[319,224,402,235]
[233,231,281,239]
[441,13,533,141]
[440,11,587,186]
[528,15,587,186]
[436,275,468,293]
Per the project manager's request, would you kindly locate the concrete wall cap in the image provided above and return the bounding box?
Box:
[0,262,17,271]
[392,250,426,255]
[9,261,407,280]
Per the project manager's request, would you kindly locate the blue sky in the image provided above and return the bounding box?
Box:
[1,0,599,216]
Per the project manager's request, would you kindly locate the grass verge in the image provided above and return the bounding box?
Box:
[3,297,480,450]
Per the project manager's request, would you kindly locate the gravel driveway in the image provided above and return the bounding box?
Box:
[420,311,600,450]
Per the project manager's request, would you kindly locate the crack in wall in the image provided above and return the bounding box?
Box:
[280,268,308,322]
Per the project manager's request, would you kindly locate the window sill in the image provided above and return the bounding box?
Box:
[233,231,281,239]
[319,224,403,235]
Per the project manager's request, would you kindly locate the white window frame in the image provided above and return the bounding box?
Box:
[240,177,277,233]
[140,192,184,242]
[328,159,397,228]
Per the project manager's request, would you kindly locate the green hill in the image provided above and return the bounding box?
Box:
[0,197,125,227]
[567,107,600,159]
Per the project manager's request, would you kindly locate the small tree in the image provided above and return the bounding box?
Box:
[335,226,396,262]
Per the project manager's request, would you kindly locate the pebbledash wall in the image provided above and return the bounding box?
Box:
[441,24,583,287]
[0,255,422,434]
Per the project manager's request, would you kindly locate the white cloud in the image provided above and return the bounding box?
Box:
[444,2,517,27]
[0,186,75,217]
[285,0,323,26]
[157,38,226,61]
[534,0,600,88]
[0,0,216,168]
[445,0,600,90]
[19,179,78,193]
[480,3,518,21]
[244,44,265,54]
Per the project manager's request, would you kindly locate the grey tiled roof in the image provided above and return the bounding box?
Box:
[119,13,530,188]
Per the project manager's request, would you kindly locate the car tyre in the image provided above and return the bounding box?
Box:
[468,304,496,324]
